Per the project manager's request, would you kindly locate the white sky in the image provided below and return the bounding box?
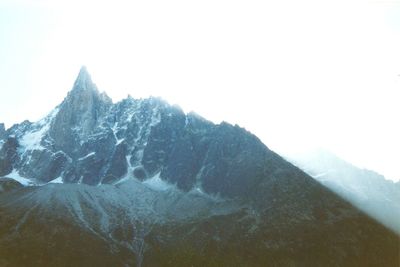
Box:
[1,0,400,181]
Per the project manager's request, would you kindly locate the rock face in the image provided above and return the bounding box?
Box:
[0,67,398,267]
[0,123,5,139]
[0,137,19,176]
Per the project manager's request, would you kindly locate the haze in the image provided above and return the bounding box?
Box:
[1,0,400,181]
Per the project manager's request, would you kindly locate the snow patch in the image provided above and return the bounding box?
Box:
[143,173,174,191]
[48,176,63,184]
[78,152,96,160]
[116,138,125,145]
[193,186,205,194]
[19,108,59,152]
[150,107,161,127]
[37,107,59,127]
[20,107,59,152]
[111,123,125,145]
[184,116,189,127]
[20,124,49,151]
[114,155,135,185]
[5,169,34,186]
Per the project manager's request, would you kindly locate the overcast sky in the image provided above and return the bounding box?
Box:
[1,0,400,181]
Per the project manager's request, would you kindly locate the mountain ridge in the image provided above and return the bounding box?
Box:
[0,66,275,197]
[287,149,400,235]
[0,67,398,266]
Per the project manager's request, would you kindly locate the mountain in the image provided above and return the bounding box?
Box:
[0,67,398,267]
[287,149,400,235]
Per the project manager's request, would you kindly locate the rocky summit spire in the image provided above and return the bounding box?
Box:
[72,66,96,91]
[49,66,112,154]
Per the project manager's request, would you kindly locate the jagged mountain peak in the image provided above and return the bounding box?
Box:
[47,67,113,150]
[67,66,112,103]
[72,65,95,91]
